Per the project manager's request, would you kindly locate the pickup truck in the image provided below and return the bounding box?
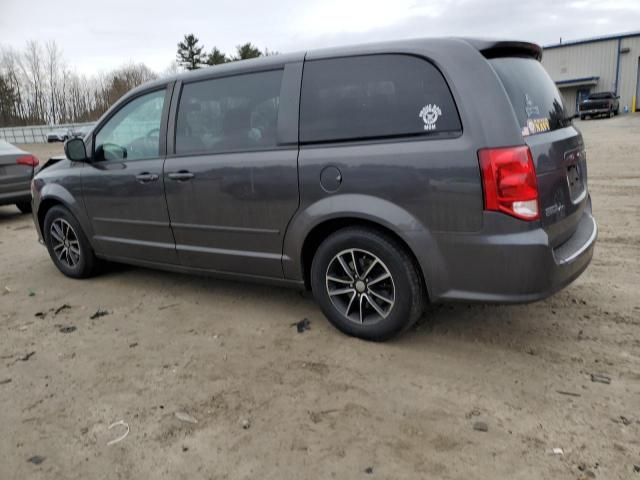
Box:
[579,92,619,119]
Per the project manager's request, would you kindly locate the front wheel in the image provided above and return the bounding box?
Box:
[43,205,98,278]
[310,227,425,341]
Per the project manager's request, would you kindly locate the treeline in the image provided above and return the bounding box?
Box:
[176,34,276,70]
[0,40,156,128]
[0,35,277,128]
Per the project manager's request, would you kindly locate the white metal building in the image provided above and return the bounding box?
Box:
[542,31,640,116]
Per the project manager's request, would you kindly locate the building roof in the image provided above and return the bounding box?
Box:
[544,31,640,50]
[555,76,600,88]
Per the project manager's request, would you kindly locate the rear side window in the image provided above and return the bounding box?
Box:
[300,54,461,143]
[175,70,282,155]
[489,57,570,136]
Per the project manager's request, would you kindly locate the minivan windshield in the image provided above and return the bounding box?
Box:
[489,57,571,136]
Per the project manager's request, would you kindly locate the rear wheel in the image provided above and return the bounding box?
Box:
[310,227,425,341]
[43,205,98,278]
[580,115,585,120]
[16,201,32,214]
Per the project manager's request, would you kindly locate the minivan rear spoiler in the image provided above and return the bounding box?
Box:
[462,39,543,61]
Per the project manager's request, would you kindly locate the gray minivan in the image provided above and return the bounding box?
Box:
[32,38,596,340]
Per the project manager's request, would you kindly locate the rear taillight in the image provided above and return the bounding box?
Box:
[478,146,539,221]
[17,155,39,168]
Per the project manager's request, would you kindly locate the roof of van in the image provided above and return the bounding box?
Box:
[150,37,541,86]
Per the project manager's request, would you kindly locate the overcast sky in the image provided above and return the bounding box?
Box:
[2,0,639,75]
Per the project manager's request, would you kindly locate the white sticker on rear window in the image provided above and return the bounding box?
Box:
[525,94,540,117]
[527,118,551,134]
[419,104,442,131]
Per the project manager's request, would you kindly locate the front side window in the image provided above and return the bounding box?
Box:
[94,89,166,161]
[300,54,462,143]
[175,70,283,155]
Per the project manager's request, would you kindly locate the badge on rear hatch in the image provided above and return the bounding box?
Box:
[545,189,567,218]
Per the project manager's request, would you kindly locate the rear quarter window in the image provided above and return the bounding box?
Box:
[489,57,570,136]
[300,54,461,143]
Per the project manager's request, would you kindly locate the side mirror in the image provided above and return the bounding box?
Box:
[95,143,127,162]
[64,137,88,162]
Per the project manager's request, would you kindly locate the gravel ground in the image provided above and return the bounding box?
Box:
[1,116,639,479]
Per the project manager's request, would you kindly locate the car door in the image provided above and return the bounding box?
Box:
[163,63,301,278]
[82,85,179,265]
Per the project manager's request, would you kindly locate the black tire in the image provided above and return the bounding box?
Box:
[43,205,98,278]
[310,227,425,341]
[580,115,585,120]
[16,201,32,214]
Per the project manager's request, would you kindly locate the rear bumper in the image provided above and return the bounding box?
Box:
[0,189,31,206]
[433,204,596,303]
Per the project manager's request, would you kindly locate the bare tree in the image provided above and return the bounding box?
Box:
[0,46,26,124]
[161,61,181,77]
[22,40,46,123]
[45,40,63,124]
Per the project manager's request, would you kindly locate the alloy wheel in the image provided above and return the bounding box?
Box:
[325,248,395,325]
[50,218,81,268]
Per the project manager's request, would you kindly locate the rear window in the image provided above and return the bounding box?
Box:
[300,54,461,143]
[489,57,570,136]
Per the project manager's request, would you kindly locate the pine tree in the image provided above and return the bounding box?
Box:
[177,34,205,70]
[206,47,228,66]
[234,43,262,61]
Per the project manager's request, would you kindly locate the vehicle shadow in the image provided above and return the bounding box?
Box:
[91,259,574,357]
[401,297,576,357]
[0,206,30,223]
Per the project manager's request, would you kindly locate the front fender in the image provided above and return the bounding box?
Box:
[35,181,93,242]
[282,193,448,299]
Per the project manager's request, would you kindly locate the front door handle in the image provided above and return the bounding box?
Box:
[167,171,195,181]
[135,172,159,183]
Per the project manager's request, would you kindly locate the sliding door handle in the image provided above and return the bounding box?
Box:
[135,172,159,183]
[167,171,195,181]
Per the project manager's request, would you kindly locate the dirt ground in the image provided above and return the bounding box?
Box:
[1,116,639,480]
